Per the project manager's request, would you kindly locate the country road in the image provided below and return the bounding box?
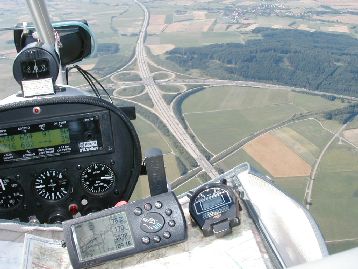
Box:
[304,123,348,209]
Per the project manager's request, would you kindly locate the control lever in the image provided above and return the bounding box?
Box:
[144,148,168,196]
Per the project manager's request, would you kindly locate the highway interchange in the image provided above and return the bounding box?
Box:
[134,0,219,179]
[110,0,357,206]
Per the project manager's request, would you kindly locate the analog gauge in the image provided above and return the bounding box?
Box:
[34,170,70,201]
[0,177,24,210]
[81,163,115,194]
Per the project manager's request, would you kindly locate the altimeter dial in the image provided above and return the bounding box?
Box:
[0,177,24,210]
[34,170,70,201]
[81,163,115,194]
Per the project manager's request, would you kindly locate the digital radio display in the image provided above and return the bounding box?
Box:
[0,115,104,164]
[0,129,70,153]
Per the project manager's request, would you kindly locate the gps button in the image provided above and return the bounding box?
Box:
[140,212,165,233]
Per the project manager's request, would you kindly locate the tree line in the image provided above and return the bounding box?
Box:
[166,28,358,97]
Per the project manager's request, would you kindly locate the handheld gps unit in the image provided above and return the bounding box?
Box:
[63,191,187,269]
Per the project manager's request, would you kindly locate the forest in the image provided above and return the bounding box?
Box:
[166,28,358,97]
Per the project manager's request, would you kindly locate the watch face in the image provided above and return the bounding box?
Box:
[194,187,229,214]
[190,184,235,229]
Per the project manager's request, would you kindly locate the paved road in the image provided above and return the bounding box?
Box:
[134,0,219,179]
[114,77,358,102]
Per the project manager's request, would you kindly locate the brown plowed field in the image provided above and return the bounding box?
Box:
[244,133,312,177]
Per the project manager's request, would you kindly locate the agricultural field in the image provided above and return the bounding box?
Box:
[343,129,358,147]
[173,177,202,195]
[310,140,358,253]
[272,119,333,165]
[113,85,145,97]
[182,86,345,154]
[182,85,358,253]
[143,0,358,74]
[243,133,312,178]
[133,117,183,180]
[132,116,172,155]
[112,71,142,82]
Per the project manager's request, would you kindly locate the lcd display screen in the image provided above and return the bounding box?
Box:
[0,129,70,153]
[0,115,103,164]
[201,195,224,210]
[72,212,135,262]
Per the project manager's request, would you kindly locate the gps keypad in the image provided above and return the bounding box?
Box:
[131,193,186,247]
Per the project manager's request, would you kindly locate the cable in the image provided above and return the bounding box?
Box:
[67,65,101,98]
[75,65,113,103]
[83,70,113,104]
[77,68,101,99]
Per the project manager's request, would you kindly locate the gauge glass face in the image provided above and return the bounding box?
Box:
[21,58,50,80]
[0,177,24,210]
[81,163,115,194]
[194,187,227,214]
[34,170,70,201]
[195,187,226,203]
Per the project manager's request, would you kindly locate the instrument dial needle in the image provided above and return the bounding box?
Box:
[0,179,5,191]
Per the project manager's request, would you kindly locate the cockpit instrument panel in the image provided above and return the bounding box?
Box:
[0,96,141,223]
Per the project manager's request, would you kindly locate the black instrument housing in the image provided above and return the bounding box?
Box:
[0,96,141,223]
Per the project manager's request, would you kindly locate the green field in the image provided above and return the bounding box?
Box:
[132,93,154,108]
[181,85,358,253]
[344,115,358,130]
[216,148,310,205]
[273,119,333,165]
[131,116,182,199]
[159,84,182,93]
[112,72,141,82]
[159,32,249,47]
[182,86,344,154]
[216,149,270,176]
[114,85,145,97]
[174,177,202,196]
[132,116,172,154]
[310,139,358,253]
[131,175,150,201]
[153,72,172,81]
[274,176,308,205]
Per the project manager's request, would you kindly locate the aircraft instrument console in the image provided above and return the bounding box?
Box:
[0,96,142,223]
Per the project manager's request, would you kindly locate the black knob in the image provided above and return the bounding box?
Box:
[48,210,68,224]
